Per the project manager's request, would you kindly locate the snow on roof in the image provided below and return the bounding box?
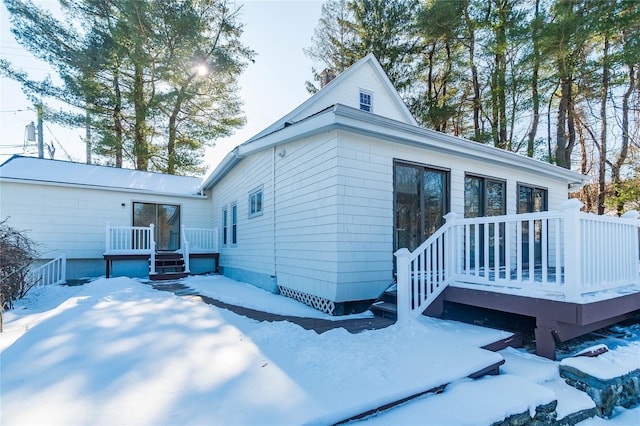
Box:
[0,156,203,196]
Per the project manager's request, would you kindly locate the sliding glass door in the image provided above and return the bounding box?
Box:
[133,202,181,251]
[394,161,449,253]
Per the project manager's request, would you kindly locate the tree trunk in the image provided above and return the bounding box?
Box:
[113,68,123,168]
[555,77,571,168]
[495,0,508,150]
[597,34,609,215]
[526,0,541,157]
[133,61,148,171]
[612,63,635,215]
[464,3,481,141]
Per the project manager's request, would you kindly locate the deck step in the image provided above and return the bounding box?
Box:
[370,289,398,321]
[149,271,189,281]
[370,301,397,320]
[150,252,187,280]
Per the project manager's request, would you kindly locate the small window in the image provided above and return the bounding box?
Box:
[231,203,237,245]
[222,208,228,245]
[359,91,372,112]
[249,187,263,218]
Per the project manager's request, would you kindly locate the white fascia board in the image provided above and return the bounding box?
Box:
[0,177,208,199]
[201,109,339,190]
[243,54,416,144]
[332,105,588,185]
[238,109,337,156]
[202,104,587,191]
[201,148,243,189]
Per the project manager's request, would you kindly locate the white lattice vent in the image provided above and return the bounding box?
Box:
[279,285,335,315]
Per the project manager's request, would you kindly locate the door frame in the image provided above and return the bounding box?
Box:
[393,159,450,255]
[132,201,182,252]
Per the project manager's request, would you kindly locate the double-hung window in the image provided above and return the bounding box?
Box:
[222,208,228,246]
[249,187,263,218]
[359,90,372,112]
[231,203,237,245]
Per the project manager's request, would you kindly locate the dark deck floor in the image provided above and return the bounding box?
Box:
[434,284,640,359]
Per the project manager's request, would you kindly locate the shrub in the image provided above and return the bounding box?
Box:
[0,218,38,312]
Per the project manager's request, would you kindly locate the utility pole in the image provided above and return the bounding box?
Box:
[37,104,44,159]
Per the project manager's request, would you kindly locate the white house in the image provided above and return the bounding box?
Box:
[1,54,638,359]
[0,157,216,278]
[202,53,587,314]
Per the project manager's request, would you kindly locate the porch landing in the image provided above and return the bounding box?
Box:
[428,283,640,360]
[103,252,219,279]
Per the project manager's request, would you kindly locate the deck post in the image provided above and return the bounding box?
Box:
[394,248,412,325]
[443,212,459,281]
[105,222,111,254]
[149,224,156,275]
[561,199,584,299]
[182,225,191,274]
[61,253,67,284]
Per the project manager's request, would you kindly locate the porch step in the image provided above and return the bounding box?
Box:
[150,272,189,281]
[370,289,398,320]
[150,253,187,281]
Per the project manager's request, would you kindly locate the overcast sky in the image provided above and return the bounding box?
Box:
[0,0,324,172]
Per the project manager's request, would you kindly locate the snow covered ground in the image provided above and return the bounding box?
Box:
[1,275,638,425]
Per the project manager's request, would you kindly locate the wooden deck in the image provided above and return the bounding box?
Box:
[103,252,219,278]
[426,284,640,360]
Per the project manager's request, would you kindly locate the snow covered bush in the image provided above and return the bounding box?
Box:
[0,218,38,312]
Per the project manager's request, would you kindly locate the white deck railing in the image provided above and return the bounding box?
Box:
[105,223,155,254]
[27,254,67,287]
[105,223,219,275]
[395,199,640,322]
[181,226,219,273]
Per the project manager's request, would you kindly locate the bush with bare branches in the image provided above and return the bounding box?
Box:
[0,218,38,314]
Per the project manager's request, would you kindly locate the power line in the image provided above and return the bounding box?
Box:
[0,108,33,113]
[44,123,74,162]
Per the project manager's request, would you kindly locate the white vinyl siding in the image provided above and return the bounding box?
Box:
[289,62,411,124]
[209,149,274,279]
[209,127,571,304]
[0,182,210,261]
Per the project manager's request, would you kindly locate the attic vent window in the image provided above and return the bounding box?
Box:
[359,91,372,112]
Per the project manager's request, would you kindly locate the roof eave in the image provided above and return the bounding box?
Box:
[202,104,587,190]
[0,177,208,199]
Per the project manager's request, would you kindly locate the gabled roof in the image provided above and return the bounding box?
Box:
[202,104,586,189]
[0,155,204,197]
[244,53,418,144]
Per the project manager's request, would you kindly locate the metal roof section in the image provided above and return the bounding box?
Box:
[0,155,205,197]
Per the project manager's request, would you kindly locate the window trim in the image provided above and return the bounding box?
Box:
[248,186,264,218]
[222,207,228,246]
[231,203,238,246]
[132,201,181,251]
[359,89,373,112]
[516,182,549,213]
[464,173,507,218]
